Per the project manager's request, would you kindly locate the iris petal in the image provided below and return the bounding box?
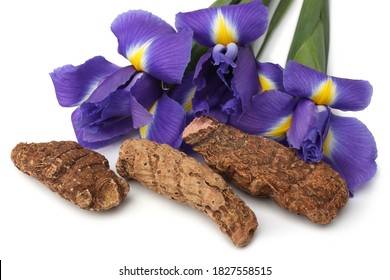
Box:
[111,10,175,63]
[284,61,373,111]
[50,56,121,107]
[100,90,152,129]
[71,92,134,149]
[129,94,153,129]
[175,0,268,47]
[111,10,192,83]
[193,49,213,91]
[287,99,316,149]
[140,94,186,148]
[87,66,136,104]
[128,73,163,110]
[257,61,285,93]
[323,114,377,194]
[232,46,260,110]
[170,72,196,115]
[143,29,193,84]
[287,99,330,162]
[228,90,297,139]
[192,52,233,119]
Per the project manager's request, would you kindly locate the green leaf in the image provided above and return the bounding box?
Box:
[287,0,329,73]
[211,0,241,7]
[256,0,293,59]
[261,0,272,7]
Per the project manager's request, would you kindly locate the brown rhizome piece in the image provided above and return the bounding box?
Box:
[11,141,129,211]
[183,117,349,225]
[116,138,258,247]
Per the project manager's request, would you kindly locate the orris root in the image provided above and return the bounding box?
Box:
[116,139,258,247]
[11,141,129,211]
[183,117,349,225]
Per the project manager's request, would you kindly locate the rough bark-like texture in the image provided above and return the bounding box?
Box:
[116,139,258,247]
[183,117,349,225]
[11,141,129,211]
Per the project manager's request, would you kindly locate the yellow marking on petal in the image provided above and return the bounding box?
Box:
[140,100,158,138]
[213,10,237,46]
[184,88,195,112]
[312,78,336,105]
[128,42,151,71]
[259,74,276,93]
[139,125,148,139]
[265,115,292,138]
[322,129,334,158]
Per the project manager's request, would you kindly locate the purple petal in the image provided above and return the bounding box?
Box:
[140,94,186,148]
[143,29,193,84]
[287,99,331,162]
[100,90,132,120]
[257,61,285,92]
[129,94,153,128]
[323,114,377,194]
[284,61,373,111]
[100,90,152,128]
[330,76,373,111]
[209,109,229,124]
[71,89,152,149]
[193,49,213,90]
[170,72,196,115]
[111,10,191,83]
[50,56,121,107]
[228,90,297,139]
[212,43,238,68]
[175,0,268,47]
[221,97,240,115]
[87,66,136,103]
[287,99,317,149]
[111,10,175,61]
[127,73,163,110]
[71,100,134,149]
[193,54,233,116]
[232,46,260,111]
[211,44,238,88]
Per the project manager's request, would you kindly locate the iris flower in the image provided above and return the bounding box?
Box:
[175,0,268,122]
[237,60,376,193]
[284,61,377,193]
[50,10,193,149]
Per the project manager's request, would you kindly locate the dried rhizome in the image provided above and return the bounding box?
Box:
[11,141,129,211]
[183,117,349,224]
[10,116,351,246]
[116,138,258,247]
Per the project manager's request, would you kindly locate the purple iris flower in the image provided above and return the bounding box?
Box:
[284,61,377,193]
[175,0,268,123]
[225,60,377,193]
[50,10,193,149]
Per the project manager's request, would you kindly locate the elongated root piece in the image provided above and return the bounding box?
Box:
[116,139,258,247]
[11,141,129,211]
[183,117,349,224]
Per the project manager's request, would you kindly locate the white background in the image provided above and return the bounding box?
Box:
[1,0,389,279]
